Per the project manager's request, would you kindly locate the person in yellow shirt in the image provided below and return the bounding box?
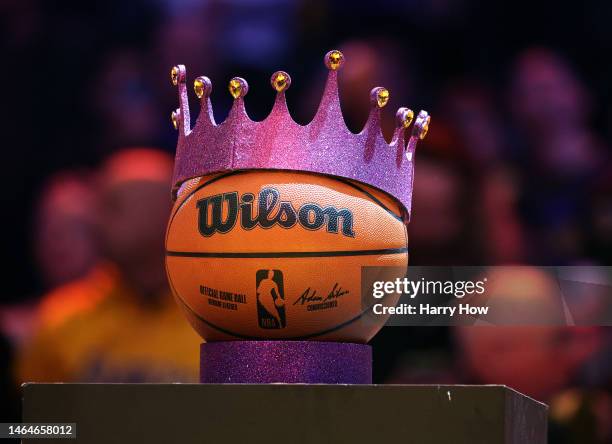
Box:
[17,148,201,383]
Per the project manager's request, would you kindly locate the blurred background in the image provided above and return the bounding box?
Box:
[1,0,611,441]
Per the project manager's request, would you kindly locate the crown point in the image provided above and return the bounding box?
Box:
[418,113,431,140]
[171,108,180,130]
[170,66,179,86]
[229,77,248,99]
[371,87,390,108]
[171,65,185,86]
[325,50,345,71]
[194,76,212,99]
[271,71,291,93]
[396,107,415,128]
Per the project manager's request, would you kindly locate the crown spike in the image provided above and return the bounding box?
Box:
[194,76,212,99]
[171,108,179,130]
[362,86,390,138]
[225,77,252,127]
[271,71,291,93]
[417,112,431,140]
[170,65,191,135]
[371,87,390,109]
[268,72,292,119]
[324,50,345,71]
[170,66,180,86]
[391,107,413,147]
[361,87,390,160]
[192,75,216,127]
[311,50,346,136]
[229,77,248,99]
[406,110,430,159]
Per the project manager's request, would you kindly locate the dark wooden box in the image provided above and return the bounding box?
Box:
[22,384,547,443]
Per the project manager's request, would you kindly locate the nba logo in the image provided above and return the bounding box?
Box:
[256,270,286,329]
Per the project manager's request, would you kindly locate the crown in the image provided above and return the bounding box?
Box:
[169,49,430,219]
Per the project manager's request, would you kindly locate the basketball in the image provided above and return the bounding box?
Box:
[165,170,408,343]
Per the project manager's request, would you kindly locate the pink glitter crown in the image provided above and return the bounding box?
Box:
[169,49,430,219]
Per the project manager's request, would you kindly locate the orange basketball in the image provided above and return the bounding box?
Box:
[165,170,408,343]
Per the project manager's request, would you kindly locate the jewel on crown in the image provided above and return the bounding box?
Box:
[169,49,430,220]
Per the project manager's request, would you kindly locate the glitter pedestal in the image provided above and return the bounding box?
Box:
[199,341,371,384]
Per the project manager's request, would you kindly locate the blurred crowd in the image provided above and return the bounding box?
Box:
[1,1,611,442]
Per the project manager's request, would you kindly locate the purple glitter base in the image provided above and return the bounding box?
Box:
[200,341,372,384]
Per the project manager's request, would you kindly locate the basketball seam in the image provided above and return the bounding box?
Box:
[165,247,408,258]
[333,176,404,222]
[169,170,245,226]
